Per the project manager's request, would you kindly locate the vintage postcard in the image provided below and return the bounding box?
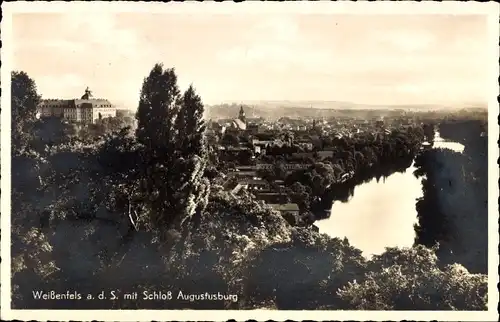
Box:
[1,1,499,321]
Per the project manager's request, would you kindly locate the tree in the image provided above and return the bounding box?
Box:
[134,64,210,242]
[11,71,59,307]
[98,115,131,134]
[221,133,239,146]
[32,116,76,151]
[237,149,254,165]
[337,246,487,310]
[242,229,367,310]
[172,84,211,234]
[134,64,183,234]
[136,63,181,152]
[273,162,287,180]
[11,71,41,155]
[175,84,207,160]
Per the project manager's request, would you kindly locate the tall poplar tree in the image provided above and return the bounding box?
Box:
[136,63,181,153]
[11,71,59,306]
[11,71,41,155]
[135,64,182,232]
[135,64,209,240]
[174,85,210,225]
[175,84,207,159]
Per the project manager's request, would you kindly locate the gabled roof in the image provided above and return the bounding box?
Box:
[318,151,334,158]
[268,203,300,212]
[74,98,112,106]
[245,179,268,185]
[233,118,247,130]
[41,98,113,107]
[40,99,71,106]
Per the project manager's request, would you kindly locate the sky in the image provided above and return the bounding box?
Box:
[12,13,490,110]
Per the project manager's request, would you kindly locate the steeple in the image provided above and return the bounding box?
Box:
[238,105,246,123]
[81,86,93,100]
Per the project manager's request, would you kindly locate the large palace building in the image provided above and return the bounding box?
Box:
[39,87,116,124]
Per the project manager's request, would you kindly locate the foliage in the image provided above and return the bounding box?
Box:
[134,63,210,236]
[338,246,488,310]
[221,133,239,146]
[175,84,207,160]
[242,229,367,310]
[10,69,488,311]
[11,72,58,306]
[11,71,41,155]
[413,120,488,274]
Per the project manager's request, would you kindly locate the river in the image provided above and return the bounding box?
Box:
[315,131,465,257]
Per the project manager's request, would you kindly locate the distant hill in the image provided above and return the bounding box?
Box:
[215,100,461,110]
[108,99,485,120]
[205,100,478,120]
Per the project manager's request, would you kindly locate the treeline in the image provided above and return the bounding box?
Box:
[413,119,488,274]
[11,69,487,310]
[11,66,210,307]
[254,127,424,221]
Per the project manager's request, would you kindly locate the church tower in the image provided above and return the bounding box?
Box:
[238,105,246,123]
[81,86,93,100]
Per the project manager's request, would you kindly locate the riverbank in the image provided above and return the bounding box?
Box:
[311,122,488,275]
[413,121,488,274]
[315,160,421,257]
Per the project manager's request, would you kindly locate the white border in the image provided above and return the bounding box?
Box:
[1,1,499,321]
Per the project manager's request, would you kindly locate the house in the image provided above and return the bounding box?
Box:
[256,163,274,170]
[245,179,271,191]
[225,106,248,134]
[246,123,259,135]
[309,135,322,148]
[297,142,314,151]
[255,192,288,204]
[317,151,334,159]
[236,165,256,171]
[227,170,258,178]
[232,118,247,131]
[252,139,273,147]
[39,87,116,124]
[209,122,225,135]
[283,163,311,171]
[256,163,310,172]
[291,152,314,159]
[252,139,285,148]
[274,179,285,187]
[231,183,247,196]
[339,171,355,183]
[225,146,251,153]
[268,203,300,216]
[273,139,285,147]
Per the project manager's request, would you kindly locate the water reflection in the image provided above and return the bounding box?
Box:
[315,131,465,258]
[315,162,422,258]
[434,131,465,153]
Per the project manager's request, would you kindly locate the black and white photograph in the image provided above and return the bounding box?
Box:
[1,1,498,321]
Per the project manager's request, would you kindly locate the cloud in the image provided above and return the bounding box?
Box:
[217,43,330,66]
[14,13,157,69]
[13,13,160,105]
[247,16,300,44]
[13,13,489,107]
[375,30,436,53]
[216,16,333,73]
[36,74,86,97]
[57,13,146,61]
[395,84,423,94]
